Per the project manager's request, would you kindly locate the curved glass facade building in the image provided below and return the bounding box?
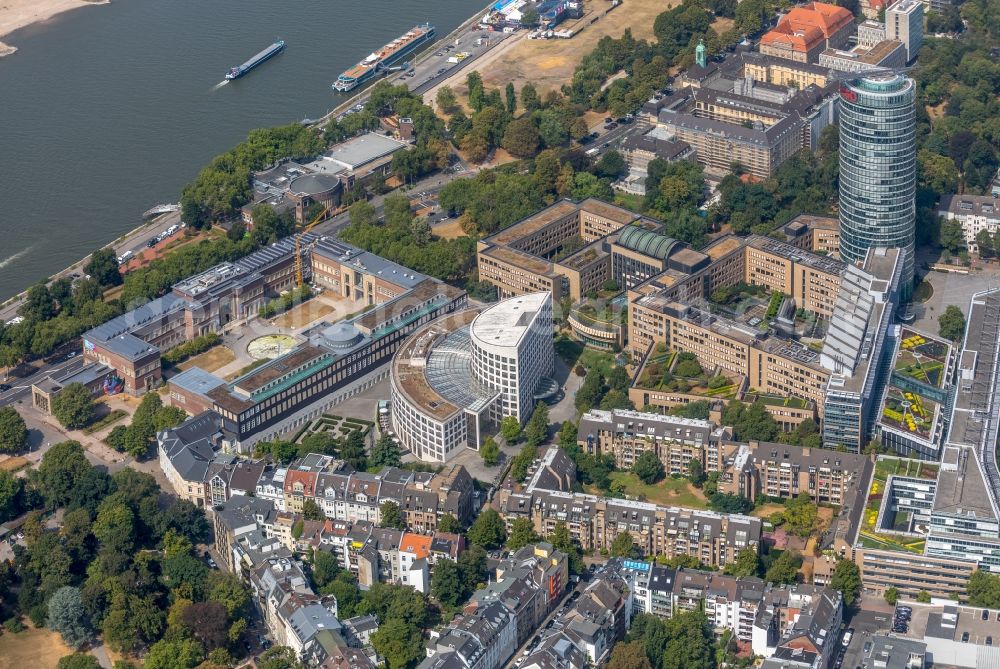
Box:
[838,75,916,292]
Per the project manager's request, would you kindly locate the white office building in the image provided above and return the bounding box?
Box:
[887,0,924,62]
[390,293,555,463]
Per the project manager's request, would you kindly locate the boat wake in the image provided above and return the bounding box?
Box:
[0,247,31,270]
[211,80,229,91]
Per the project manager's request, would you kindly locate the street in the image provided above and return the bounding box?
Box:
[0,210,181,324]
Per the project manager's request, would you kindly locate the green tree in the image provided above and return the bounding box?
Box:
[610,531,639,558]
[505,82,517,114]
[144,638,205,669]
[525,402,549,447]
[830,558,862,606]
[467,508,506,549]
[688,457,706,487]
[303,499,325,521]
[967,570,1000,608]
[708,493,753,514]
[632,451,665,484]
[57,656,102,669]
[607,641,653,669]
[506,518,541,551]
[379,501,407,530]
[720,400,779,441]
[510,444,537,482]
[370,434,402,469]
[84,248,122,287]
[781,493,819,538]
[436,86,458,114]
[884,587,899,606]
[480,437,501,467]
[431,558,466,607]
[521,7,540,26]
[32,440,92,509]
[51,383,95,429]
[500,415,522,443]
[916,590,932,603]
[939,305,966,341]
[258,646,304,669]
[371,618,424,669]
[349,200,377,227]
[594,151,626,179]
[438,514,461,534]
[0,406,27,454]
[0,470,23,523]
[501,117,542,158]
[939,220,966,253]
[467,71,485,112]
[93,500,135,553]
[764,550,801,585]
[340,430,368,471]
[47,586,93,650]
[724,547,760,578]
[457,544,488,585]
[521,83,541,111]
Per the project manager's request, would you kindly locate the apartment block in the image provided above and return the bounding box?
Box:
[495,448,762,568]
[577,409,729,473]
[938,194,1000,254]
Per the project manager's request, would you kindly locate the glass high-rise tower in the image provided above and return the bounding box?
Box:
[838,74,916,293]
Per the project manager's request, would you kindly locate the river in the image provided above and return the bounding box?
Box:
[0,0,481,300]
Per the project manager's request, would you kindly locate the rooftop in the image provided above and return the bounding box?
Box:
[471,292,550,350]
[939,194,1000,218]
[392,309,495,422]
[488,200,580,246]
[313,239,428,290]
[933,446,997,521]
[306,132,409,172]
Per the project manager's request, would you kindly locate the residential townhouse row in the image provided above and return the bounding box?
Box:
[214,494,468,592]
[158,415,476,527]
[211,495,382,669]
[494,447,763,568]
[439,559,633,669]
[419,544,573,669]
[620,561,844,669]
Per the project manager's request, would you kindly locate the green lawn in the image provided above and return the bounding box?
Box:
[555,335,616,376]
[606,472,709,509]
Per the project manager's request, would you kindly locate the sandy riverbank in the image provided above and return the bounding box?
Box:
[0,0,109,56]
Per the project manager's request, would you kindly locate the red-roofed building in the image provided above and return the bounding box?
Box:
[760,2,854,63]
[860,0,886,19]
[284,469,319,513]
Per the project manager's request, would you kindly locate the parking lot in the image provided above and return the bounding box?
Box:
[834,603,907,669]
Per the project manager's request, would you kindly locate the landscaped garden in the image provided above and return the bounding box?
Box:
[859,457,940,554]
[744,393,810,410]
[893,329,950,388]
[291,413,375,445]
[590,471,709,509]
[554,334,617,375]
[633,347,738,399]
[881,388,939,439]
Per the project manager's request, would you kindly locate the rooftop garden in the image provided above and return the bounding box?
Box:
[744,393,810,410]
[893,329,950,389]
[880,387,939,439]
[633,347,739,399]
[709,282,769,307]
[858,457,939,554]
[570,297,627,333]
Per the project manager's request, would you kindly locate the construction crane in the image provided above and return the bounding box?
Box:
[294,204,332,288]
